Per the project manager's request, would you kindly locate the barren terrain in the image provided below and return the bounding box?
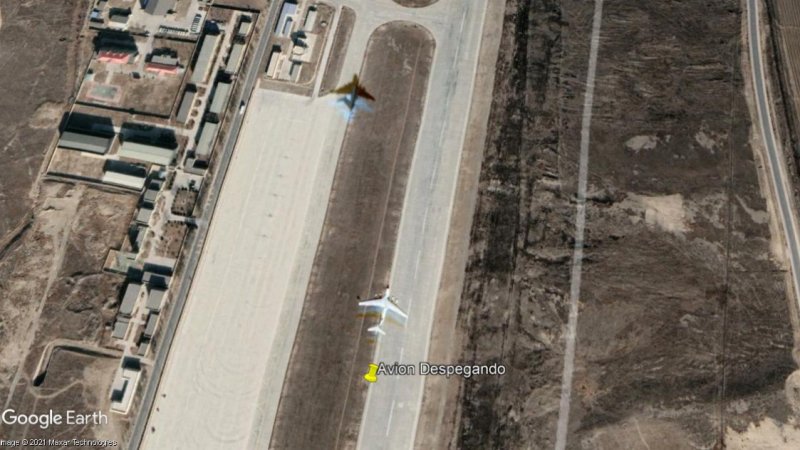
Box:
[0,0,91,242]
[319,6,355,96]
[456,0,799,448]
[0,182,136,442]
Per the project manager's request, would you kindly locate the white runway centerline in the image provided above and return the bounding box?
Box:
[554,1,605,449]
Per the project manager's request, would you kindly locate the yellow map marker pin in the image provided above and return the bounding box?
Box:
[364,363,379,383]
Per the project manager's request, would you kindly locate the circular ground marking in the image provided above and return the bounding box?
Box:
[392,0,439,8]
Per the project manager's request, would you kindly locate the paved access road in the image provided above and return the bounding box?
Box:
[747,0,800,313]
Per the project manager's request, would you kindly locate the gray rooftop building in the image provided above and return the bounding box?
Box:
[146,288,166,312]
[109,13,130,25]
[191,33,222,84]
[144,0,176,16]
[151,54,179,66]
[112,317,130,339]
[58,131,113,154]
[225,43,245,74]
[119,283,142,317]
[135,206,153,225]
[143,312,159,337]
[143,271,171,288]
[209,82,232,115]
[176,89,197,124]
[119,141,177,166]
[131,225,146,251]
[194,122,219,161]
[137,339,150,356]
[142,185,160,206]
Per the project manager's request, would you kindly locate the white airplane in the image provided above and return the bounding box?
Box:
[358,288,408,336]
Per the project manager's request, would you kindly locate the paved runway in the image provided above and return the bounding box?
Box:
[352,0,489,449]
[140,90,345,449]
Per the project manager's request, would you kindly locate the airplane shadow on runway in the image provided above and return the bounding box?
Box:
[330,96,374,121]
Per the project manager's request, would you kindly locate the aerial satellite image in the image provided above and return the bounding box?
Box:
[2,0,800,449]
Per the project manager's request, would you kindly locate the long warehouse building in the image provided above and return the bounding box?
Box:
[194,122,219,161]
[58,131,114,154]
[119,141,177,166]
[191,33,222,84]
[209,82,232,115]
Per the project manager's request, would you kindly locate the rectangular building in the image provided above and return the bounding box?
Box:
[118,141,177,166]
[102,170,146,190]
[209,82,232,115]
[238,19,252,37]
[303,7,317,31]
[136,206,153,225]
[275,1,297,36]
[266,46,281,78]
[143,271,171,288]
[108,13,130,28]
[110,365,141,414]
[58,131,113,154]
[146,288,166,312]
[119,282,142,317]
[111,317,130,339]
[191,33,222,85]
[151,54,179,66]
[137,339,150,356]
[142,186,159,206]
[225,42,245,74]
[194,122,219,161]
[143,312,160,337]
[176,88,197,124]
[144,0,176,16]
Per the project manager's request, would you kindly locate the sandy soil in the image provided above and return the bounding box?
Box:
[0,0,91,243]
[455,0,798,448]
[319,6,355,96]
[0,182,136,442]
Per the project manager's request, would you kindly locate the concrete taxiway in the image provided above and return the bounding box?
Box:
[140,90,345,448]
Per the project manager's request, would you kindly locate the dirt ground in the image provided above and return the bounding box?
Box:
[5,349,124,443]
[269,22,434,450]
[0,181,136,442]
[0,0,91,243]
[455,0,799,449]
[319,6,355,96]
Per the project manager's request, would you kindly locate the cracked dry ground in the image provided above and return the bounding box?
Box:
[456,0,800,448]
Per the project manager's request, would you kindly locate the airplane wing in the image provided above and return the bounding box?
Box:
[359,299,385,309]
[385,301,408,320]
[368,324,386,336]
[333,81,356,95]
[356,85,376,101]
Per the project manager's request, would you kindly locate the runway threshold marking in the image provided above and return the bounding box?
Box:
[554,1,605,449]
